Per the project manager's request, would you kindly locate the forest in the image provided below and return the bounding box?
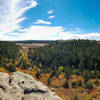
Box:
[15,40,55,44]
[0,41,19,72]
[1,40,100,79]
[28,40,100,78]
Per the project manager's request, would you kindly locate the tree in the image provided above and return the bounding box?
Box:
[7,64,16,72]
[56,66,64,76]
[35,71,41,79]
[78,58,86,70]
[21,59,29,70]
[84,82,94,89]
[58,66,63,73]
[94,79,99,86]
[82,70,90,83]
[71,81,77,88]
[63,81,69,88]
[77,80,82,87]
[28,40,100,75]
[48,76,51,85]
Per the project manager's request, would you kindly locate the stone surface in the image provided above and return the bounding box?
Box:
[0,72,63,100]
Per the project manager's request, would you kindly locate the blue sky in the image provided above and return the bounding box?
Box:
[0,0,100,40]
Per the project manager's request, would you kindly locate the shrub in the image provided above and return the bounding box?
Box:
[72,81,77,88]
[21,60,29,70]
[63,81,69,88]
[84,82,94,89]
[35,71,41,79]
[7,64,16,72]
[48,77,51,85]
[96,71,100,78]
[82,71,90,83]
[94,80,99,86]
[77,80,82,87]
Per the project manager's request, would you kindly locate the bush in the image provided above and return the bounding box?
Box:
[21,60,29,70]
[63,81,69,88]
[82,71,90,83]
[35,71,41,79]
[94,80,99,86]
[96,71,100,78]
[48,77,51,85]
[72,81,77,88]
[7,64,16,72]
[84,82,94,89]
[77,80,82,87]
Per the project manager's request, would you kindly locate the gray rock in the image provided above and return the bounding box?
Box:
[0,72,63,100]
[0,72,9,92]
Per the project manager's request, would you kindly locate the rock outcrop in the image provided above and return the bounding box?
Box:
[0,72,63,100]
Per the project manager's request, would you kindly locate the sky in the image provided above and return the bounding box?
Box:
[0,0,100,40]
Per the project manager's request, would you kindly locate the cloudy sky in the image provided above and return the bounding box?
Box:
[0,0,100,40]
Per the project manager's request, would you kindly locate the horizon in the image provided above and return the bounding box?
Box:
[0,0,100,40]
[1,39,100,42]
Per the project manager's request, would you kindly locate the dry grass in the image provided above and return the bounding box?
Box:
[16,43,48,49]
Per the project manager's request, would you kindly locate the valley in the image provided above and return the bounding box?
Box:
[0,40,100,100]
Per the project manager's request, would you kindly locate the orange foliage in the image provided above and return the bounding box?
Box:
[39,73,50,85]
[50,73,66,88]
[1,67,100,100]
[0,67,13,75]
[0,67,8,73]
[54,88,71,100]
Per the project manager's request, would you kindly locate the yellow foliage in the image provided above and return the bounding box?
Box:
[40,73,50,85]
[39,63,42,68]
[33,65,40,72]
[58,66,63,72]
[84,95,92,100]
[58,73,65,79]
[50,74,66,87]
[0,67,7,73]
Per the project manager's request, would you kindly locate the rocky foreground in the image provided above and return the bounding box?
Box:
[0,72,63,100]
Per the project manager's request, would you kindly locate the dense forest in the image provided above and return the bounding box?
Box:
[1,40,100,77]
[0,41,20,72]
[15,40,55,44]
[28,40,100,80]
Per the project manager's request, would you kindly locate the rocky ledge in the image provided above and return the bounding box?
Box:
[0,72,63,100]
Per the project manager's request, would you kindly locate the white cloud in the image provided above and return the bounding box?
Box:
[0,17,26,34]
[0,1,100,41]
[2,25,63,40]
[19,25,62,40]
[60,31,100,40]
[0,0,38,38]
[26,0,38,8]
[1,23,100,41]
[48,15,55,19]
[48,9,55,14]
[34,19,51,25]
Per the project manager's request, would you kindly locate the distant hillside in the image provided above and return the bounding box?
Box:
[15,40,55,44]
[28,39,100,74]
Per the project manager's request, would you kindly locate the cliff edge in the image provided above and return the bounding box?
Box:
[0,72,63,100]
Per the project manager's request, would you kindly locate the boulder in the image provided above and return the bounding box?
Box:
[0,72,63,100]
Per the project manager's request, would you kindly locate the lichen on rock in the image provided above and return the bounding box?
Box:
[0,72,63,100]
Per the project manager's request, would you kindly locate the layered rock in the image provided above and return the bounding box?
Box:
[0,72,63,100]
